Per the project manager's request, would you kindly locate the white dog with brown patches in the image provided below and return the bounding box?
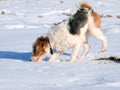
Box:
[30,8,89,62]
[78,2,107,59]
[30,2,107,62]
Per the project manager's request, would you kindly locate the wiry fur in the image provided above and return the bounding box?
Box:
[31,36,49,62]
[30,9,89,62]
[79,2,101,29]
[69,9,88,35]
[78,2,107,59]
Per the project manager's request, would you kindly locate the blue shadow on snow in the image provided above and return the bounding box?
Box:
[0,51,71,62]
[0,51,32,62]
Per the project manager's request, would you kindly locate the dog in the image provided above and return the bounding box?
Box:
[78,2,107,59]
[30,8,89,62]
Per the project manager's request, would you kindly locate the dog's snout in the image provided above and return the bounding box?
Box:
[30,59,32,61]
[30,56,34,62]
[30,56,41,62]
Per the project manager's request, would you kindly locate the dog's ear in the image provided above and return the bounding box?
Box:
[32,36,47,55]
[79,2,94,14]
[40,41,47,49]
[36,36,44,42]
[32,42,39,55]
[79,2,91,9]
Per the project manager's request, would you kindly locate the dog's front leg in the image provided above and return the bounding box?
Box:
[80,34,90,59]
[70,42,82,62]
[80,42,90,59]
[48,51,62,62]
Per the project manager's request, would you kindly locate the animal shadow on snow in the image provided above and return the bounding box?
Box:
[0,51,32,62]
[0,51,71,62]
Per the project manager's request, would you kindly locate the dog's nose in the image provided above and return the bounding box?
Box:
[30,56,33,61]
[30,57,33,61]
[30,59,32,61]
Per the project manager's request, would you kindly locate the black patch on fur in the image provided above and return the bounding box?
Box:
[68,9,88,35]
[45,37,53,55]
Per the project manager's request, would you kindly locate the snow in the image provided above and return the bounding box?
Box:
[0,0,120,90]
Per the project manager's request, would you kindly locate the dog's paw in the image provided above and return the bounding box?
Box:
[102,47,107,52]
[79,55,86,60]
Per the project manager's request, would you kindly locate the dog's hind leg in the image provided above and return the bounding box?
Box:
[80,33,90,59]
[81,42,90,59]
[90,28,107,52]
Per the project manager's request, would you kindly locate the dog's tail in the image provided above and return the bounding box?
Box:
[94,56,120,63]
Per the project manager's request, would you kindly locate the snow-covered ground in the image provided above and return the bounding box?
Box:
[0,0,120,90]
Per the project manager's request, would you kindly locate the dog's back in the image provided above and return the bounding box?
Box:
[48,20,81,51]
[69,9,88,35]
[31,7,89,62]
[91,11,101,29]
[48,8,89,51]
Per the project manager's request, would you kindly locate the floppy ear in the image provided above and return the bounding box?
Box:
[40,41,47,49]
[32,42,39,55]
[36,36,44,42]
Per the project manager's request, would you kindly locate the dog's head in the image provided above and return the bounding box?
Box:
[78,2,93,14]
[73,9,88,18]
[30,36,50,62]
[74,2,92,18]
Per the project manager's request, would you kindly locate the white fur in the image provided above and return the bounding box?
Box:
[47,20,88,62]
[80,14,107,59]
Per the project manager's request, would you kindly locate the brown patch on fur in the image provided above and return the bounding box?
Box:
[79,2,101,29]
[79,2,92,10]
[92,12,101,29]
[32,36,48,57]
